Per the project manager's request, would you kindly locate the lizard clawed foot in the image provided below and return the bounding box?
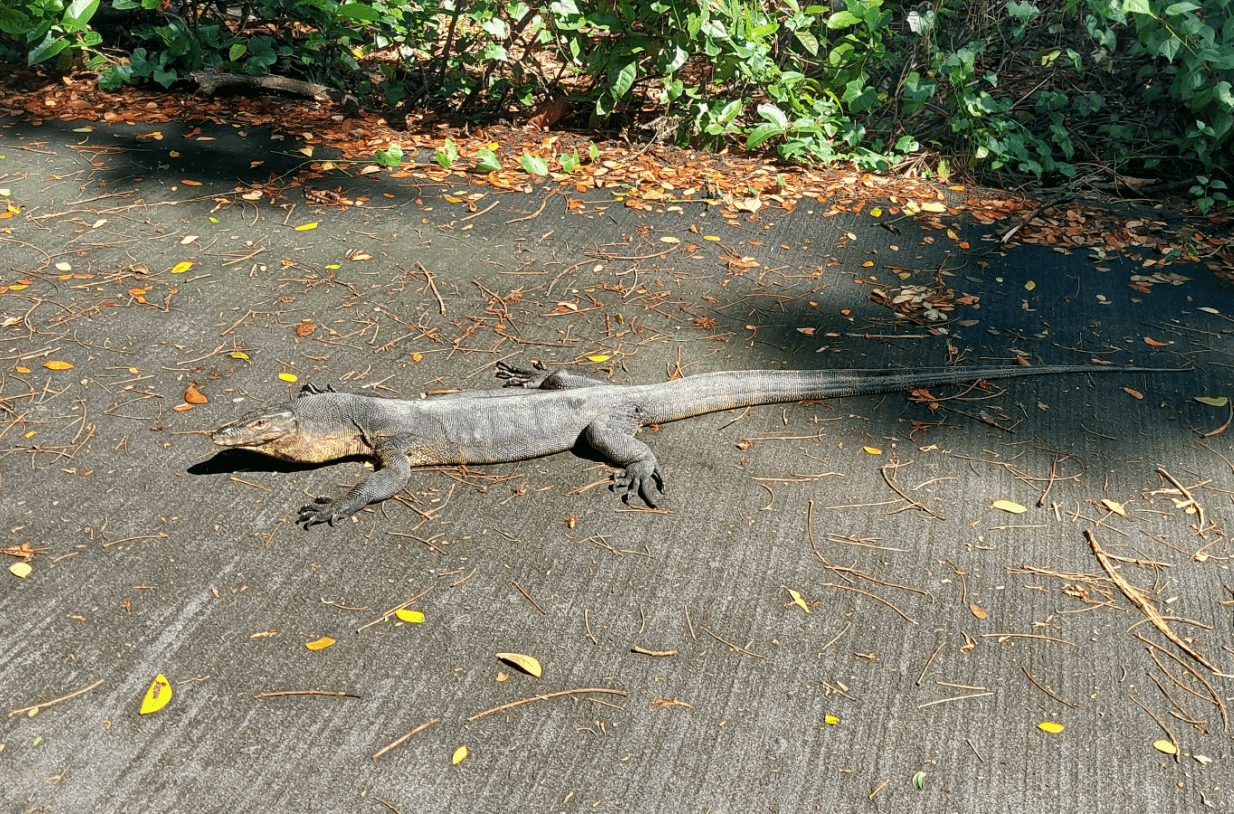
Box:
[494,361,544,388]
[298,496,341,528]
[612,461,665,508]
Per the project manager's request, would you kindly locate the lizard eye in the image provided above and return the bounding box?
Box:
[253,419,267,428]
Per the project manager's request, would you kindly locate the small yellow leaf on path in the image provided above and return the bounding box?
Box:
[171,261,192,274]
[279,372,298,383]
[920,202,948,213]
[231,352,249,360]
[10,562,32,578]
[496,652,542,678]
[1153,739,1177,755]
[305,636,334,651]
[169,150,180,157]
[870,207,881,217]
[395,609,424,623]
[862,446,881,455]
[55,262,71,271]
[16,366,30,373]
[1123,387,1144,399]
[862,260,874,267]
[1038,721,1064,734]
[180,235,198,245]
[969,603,988,619]
[294,222,318,231]
[182,180,201,187]
[787,588,810,613]
[140,674,173,714]
[44,360,73,370]
[91,219,108,228]
[704,235,721,241]
[241,191,263,200]
[1101,499,1127,516]
[660,236,680,243]
[992,499,1027,514]
[587,354,610,362]
[947,229,958,240]
[299,146,314,157]
[444,195,464,203]
[824,715,840,725]
[1025,280,1036,291]
[411,353,423,362]
[452,745,468,765]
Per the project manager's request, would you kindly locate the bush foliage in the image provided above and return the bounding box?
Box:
[0,0,1230,204]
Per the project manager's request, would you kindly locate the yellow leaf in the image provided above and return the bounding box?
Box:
[444,195,464,203]
[704,235,721,241]
[1038,721,1064,734]
[299,146,315,157]
[15,366,30,373]
[947,229,958,240]
[169,150,180,158]
[496,652,542,678]
[660,236,680,244]
[1025,280,1036,291]
[452,745,468,765]
[862,446,881,455]
[8,284,27,290]
[43,360,73,370]
[824,714,840,725]
[171,261,192,274]
[411,353,423,362]
[395,609,424,623]
[279,372,299,383]
[870,207,881,217]
[294,222,318,231]
[787,588,810,614]
[305,636,334,651]
[992,499,1027,514]
[180,235,198,245]
[1101,499,1127,516]
[862,260,874,267]
[10,562,32,578]
[1153,739,1177,755]
[920,202,948,213]
[587,354,610,362]
[231,352,249,360]
[140,674,173,714]
[55,262,72,271]
[182,180,201,186]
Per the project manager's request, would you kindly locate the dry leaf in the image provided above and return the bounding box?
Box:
[184,385,207,404]
[496,652,542,678]
[1123,387,1144,399]
[991,499,1027,514]
[862,446,882,455]
[305,636,334,651]
[969,603,988,619]
[43,360,73,370]
[10,562,32,578]
[787,588,810,614]
[1143,336,1170,347]
[1101,499,1128,516]
[296,323,317,337]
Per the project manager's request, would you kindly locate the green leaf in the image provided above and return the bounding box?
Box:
[475,148,501,172]
[1163,1,1201,14]
[27,33,69,66]
[336,3,382,22]
[794,30,818,55]
[373,143,404,167]
[827,10,861,28]
[746,122,785,150]
[519,153,548,176]
[1195,396,1228,407]
[1123,0,1153,13]
[610,54,637,99]
[757,102,788,130]
[229,43,247,61]
[561,149,580,172]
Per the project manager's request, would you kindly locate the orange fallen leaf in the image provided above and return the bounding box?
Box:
[296,323,317,337]
[305,636,334,651]
[184,385,208,404]
[1123,387,1144,399]
[1143,336,1170,347]
[43,360,73,370]
[969,603,988,619]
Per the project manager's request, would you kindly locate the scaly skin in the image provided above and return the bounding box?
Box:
[209,361,1174,527]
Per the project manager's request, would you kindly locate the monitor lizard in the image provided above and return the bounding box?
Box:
[210,361,1172,527]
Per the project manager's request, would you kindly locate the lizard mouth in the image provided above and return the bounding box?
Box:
[210,409,295,447]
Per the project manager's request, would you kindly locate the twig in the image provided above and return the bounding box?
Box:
[880,460,944,519]
[416,261,446,315]
[467,687,627,721]
[510,579,546,614]
[374,797,404,814]
[821,582,916,624]
[8,678,103,717]
[916,642,945,686]
[102,533,168,548]
[1086,529,1226,675]
[253,690,359,699]
[356,586,434,633]
[371,718,440,760]
[918,691,994,709]
[505,190,556,224]
[1020,666,1077,708]
[1129,693,1180,762]
[981,632,1074,646]
[700,626,765,658]
[1156,466,1207,538]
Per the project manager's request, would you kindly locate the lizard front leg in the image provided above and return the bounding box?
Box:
[299,448,412,527]
[584,415,665,507]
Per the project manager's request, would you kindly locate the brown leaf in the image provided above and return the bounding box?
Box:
[969,603,988,619]
[184,384,208,404]
[296,322,317,337]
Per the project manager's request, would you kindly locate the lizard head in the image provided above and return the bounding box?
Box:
[210,406,299,458]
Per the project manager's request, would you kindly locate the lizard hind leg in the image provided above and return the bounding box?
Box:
[496,361,613,390]
[583,417,665,508]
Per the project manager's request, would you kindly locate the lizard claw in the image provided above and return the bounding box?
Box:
[613,461,665,508]
[298,496,340,528]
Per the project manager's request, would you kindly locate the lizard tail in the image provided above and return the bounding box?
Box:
[645,365,1171,424]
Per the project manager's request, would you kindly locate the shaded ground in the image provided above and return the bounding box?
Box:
[1,111,1233,814]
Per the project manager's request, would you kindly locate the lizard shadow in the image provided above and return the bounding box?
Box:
[187,448,371,476]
